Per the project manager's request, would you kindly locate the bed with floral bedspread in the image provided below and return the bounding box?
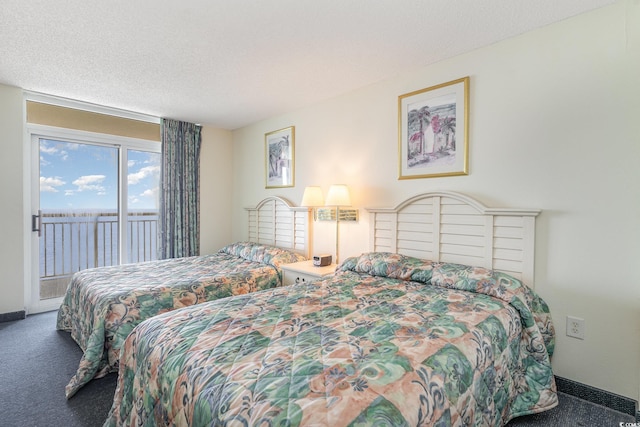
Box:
[56,241,306,398]
[104,252,557,427]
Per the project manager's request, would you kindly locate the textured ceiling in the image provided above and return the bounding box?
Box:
[0,0,616,129]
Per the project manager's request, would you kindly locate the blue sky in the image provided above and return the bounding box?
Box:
[39,139,160,210]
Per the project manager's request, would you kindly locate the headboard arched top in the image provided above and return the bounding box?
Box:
[245,196,311,259]
[367,191,540,286]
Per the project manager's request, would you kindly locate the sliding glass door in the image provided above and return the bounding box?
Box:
[30,132,160,313]
[126,149,161,263]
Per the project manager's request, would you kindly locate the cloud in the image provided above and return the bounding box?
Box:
[40,141,69,160]
[128,165,160,185]
[39,142,58,155]
[127,187,159,208]
[140,187,158,198]
[40,176,66,192]
[128,160,136,168]
[72,174,106,192]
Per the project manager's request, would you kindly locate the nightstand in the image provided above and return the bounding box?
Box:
[281,260,337,286]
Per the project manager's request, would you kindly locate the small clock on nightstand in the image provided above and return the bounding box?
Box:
[281,260,337,286]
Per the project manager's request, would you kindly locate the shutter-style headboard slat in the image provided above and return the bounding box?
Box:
[245,196,311,259]
[367,191,540,286]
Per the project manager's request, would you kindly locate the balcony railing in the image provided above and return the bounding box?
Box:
[39,210,158,299]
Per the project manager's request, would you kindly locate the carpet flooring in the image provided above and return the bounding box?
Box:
[0,310,635,427]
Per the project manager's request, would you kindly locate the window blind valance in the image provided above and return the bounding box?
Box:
[26,101,160,142]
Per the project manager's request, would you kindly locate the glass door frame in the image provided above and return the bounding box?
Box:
[26,124,160,314]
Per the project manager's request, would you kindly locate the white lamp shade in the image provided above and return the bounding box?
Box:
[325,184,351,207]
[300,186,324,207]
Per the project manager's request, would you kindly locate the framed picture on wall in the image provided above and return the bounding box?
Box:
[265,126,295,188]
[398,76,469,179]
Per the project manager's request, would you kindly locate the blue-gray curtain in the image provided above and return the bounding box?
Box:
[159,118,202,259]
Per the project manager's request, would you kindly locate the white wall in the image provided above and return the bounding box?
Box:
[0,85,26,315]
[231,1,640,401]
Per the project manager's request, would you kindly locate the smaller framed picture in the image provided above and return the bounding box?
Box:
[265,126,295,188]
[398,77,469,179]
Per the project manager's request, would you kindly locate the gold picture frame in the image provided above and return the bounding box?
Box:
[265,126,295,188]
[398,77,469,179]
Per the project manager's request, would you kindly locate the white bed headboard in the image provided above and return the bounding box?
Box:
[367,191,540,286]
[245,196,311,259]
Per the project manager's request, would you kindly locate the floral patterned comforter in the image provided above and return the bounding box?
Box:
[105,252,557,426]
[56,242,306,398]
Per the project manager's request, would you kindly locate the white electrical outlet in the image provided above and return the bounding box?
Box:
[566,316,585,340]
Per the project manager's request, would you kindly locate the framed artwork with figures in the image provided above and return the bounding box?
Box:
[398,77,469,179]
[265,126,295,188]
